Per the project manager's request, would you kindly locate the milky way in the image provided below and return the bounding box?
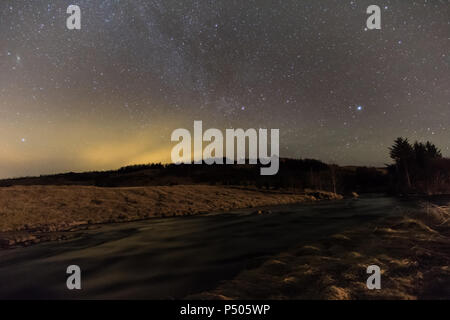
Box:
[0,0,449,178]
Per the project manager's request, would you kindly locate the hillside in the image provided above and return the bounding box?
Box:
[0,159,389,194]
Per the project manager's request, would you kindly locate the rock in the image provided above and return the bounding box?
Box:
[304,189,343,200]
[252,210,263,215]
[323,286,351,300]
[253,209,272,215]
[295,245,321,256]
[331,234,351,241]
[263,259,289,275]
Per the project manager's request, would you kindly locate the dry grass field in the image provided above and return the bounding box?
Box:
[0,185,341,247]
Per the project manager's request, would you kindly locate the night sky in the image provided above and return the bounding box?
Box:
[0,0,449,178]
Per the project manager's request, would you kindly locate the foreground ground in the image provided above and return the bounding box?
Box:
[0,190,448,299]
[191,203,450,300]
[0,185,341,248]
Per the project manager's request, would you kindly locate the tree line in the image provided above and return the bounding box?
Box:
[388,137,450,194]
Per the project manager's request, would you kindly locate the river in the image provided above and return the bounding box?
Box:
[0,195,420,299]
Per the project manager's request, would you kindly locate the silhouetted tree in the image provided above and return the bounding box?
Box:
[425,141,442,159]
[389,137,413,188]
[389,138,447,194]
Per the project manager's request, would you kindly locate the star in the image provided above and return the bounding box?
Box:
[0,0,448,178]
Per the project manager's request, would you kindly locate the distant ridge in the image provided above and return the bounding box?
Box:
[0,158,389,194]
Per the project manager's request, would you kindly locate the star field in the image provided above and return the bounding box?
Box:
[0,0,449,178]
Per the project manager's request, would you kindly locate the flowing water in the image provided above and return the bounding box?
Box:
[0,196,423,299]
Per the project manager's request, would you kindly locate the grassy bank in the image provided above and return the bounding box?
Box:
[191,203,450,300]
[0,185,341,248]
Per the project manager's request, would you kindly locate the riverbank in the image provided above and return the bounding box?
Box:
[0,185,342,249]
[191,202,450,300]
